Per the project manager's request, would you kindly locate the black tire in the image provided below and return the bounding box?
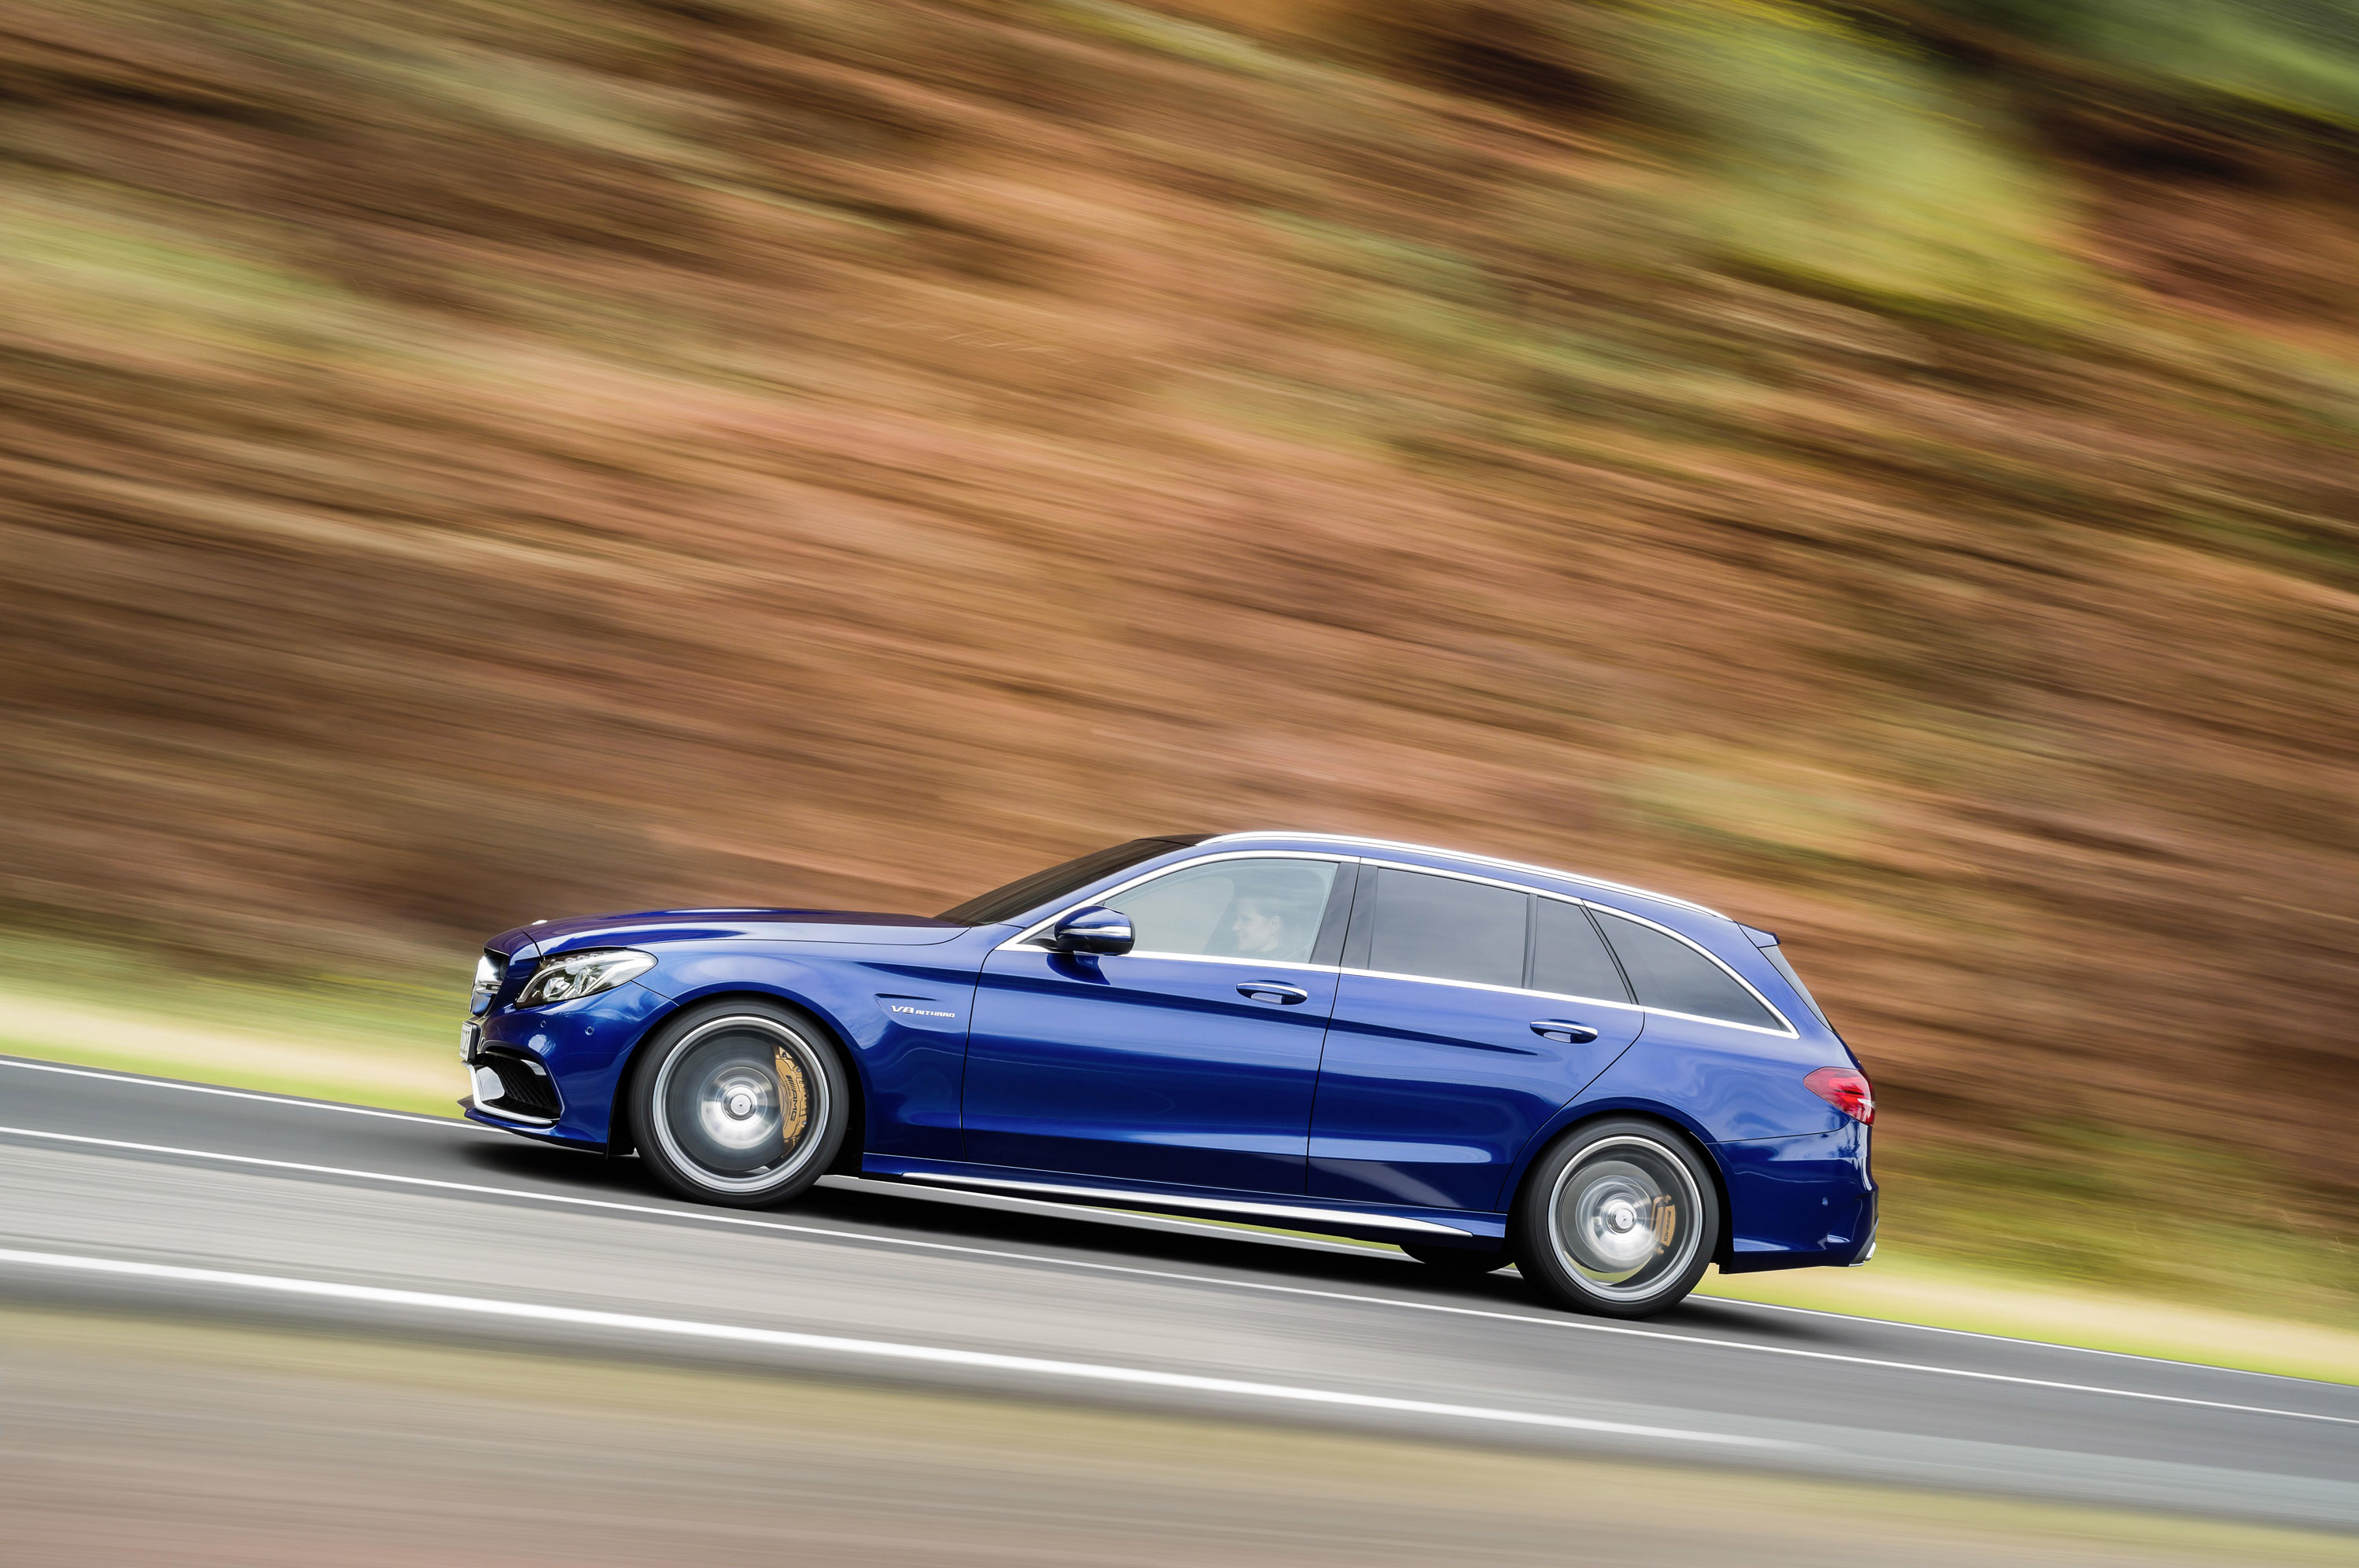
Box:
[627,999,852,1209]
[1400,1242,1512,1276]
[1512,1117,1720,1319]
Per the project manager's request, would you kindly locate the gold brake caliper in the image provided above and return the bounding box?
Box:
[1651,1194,1679,1257]
[775,1047,811,1150]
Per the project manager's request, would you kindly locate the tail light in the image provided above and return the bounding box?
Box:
[1805,1066,1875,1124]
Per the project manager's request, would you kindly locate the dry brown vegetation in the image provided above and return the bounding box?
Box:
[2,0,2353,1303]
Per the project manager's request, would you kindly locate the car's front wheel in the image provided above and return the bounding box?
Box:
[628,1001,850,1207]
[1513,1118,1720,1318]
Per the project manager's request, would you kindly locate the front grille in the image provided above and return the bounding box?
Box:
[477,1052,562,1121]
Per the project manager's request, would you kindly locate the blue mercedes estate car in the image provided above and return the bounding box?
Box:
[462,832,1875,1317]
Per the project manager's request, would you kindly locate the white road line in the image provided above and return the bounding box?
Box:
[0,1058,477,1128]
[4,1122,2354,1427]
[0,1246,1773,1449]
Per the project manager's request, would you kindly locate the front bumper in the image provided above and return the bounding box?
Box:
[460,978,672,1148]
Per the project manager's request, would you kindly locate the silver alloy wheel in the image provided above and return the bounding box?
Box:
[647,1014,829,1195]
[1543,1134,1703,1305]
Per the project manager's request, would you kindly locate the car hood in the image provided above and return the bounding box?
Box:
[488,908,971,960]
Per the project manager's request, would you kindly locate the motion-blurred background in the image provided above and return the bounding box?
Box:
[3,0,2354,1329]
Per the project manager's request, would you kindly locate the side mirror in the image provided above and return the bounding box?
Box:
[1048,905,1134,956]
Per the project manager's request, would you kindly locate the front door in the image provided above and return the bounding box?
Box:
[1309,868,1644,1210]
[962,854,1348,1192]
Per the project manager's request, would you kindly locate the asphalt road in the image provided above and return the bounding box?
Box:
[2,1054,2353,1533]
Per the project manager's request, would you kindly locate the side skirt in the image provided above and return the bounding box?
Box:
[859,1156,1507,1246]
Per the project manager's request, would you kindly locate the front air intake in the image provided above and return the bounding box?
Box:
[474,1052,562,1121]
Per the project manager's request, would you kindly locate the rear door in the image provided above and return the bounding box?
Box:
[962,854,1351,1193]
[1309,868,1643,1210]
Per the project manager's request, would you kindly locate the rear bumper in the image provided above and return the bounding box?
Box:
[1714,1122,1876,1273]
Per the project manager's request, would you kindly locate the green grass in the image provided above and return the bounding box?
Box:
[1637,1,2089,322]
[0,931,465,1116]
[1874,1126,2359,1336]
[1697,1248,2359,1385]
[1923,0,2359,131]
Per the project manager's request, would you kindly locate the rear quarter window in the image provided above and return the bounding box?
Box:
[1593,911,1782,1031]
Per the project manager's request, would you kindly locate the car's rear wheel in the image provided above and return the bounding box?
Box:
[1399,1242,1511,1276]
[630,1001,850,1207]
[1512,1118,1719,1319]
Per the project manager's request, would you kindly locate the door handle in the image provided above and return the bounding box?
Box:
[1530,1019,1600,1044]
[1238,981,1310,1005]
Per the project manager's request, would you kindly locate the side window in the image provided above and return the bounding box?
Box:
[1530,899,1632,1003]
[1362,869,1527,988]
[1106,858,1338,964]
[1593,911,1780,1029]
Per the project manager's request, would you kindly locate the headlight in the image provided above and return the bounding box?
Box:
[515,948,655,1007]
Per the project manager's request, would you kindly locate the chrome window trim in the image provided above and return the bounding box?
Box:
[995,848,1796,1037]
[997,849,1356,955]
[1352,857,1797,1037]
[1205,831,1722,918]
[1577,900,1797,1038]
[1032,950,1339,974]
[1359,858,1793,1037]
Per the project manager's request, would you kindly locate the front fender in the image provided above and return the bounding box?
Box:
[472,944,977,1154]
[629,943,981,1160]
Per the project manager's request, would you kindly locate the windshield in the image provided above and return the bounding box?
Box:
[937,835,1210,925]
